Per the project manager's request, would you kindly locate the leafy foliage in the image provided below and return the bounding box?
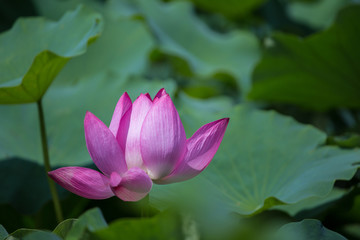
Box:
[275,219,347,240]
[89,211,184,240]
[0,158,66,213]
[55,15,155,85]
[0,6,102,104]
[65,208,107,240]
[53,219,76,239]
[287,0,350,29]
[23,231,62,240]
[272,188,348,216]
[249,5,360,111]
[0,0,359,239]
[2,208,106,240]
[136,0,260,92]
[150,106,360,214]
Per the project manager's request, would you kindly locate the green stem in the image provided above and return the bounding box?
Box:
[37,99,64,223]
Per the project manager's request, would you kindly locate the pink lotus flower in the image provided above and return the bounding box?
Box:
[49,89,229,201]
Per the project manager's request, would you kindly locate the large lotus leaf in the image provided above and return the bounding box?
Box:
[0,6,102,104]
[188,0,266,18]
[272,188,348,216]
[104,0,142,18]
[54,16,154,85]
[33,0,103,20]
[150,105,360,215]
[287,0,350,29]
[33,0,136,20]
[90,211,184,240]
[0,75,176,166]
[4,209,105,240]
[2,230,61,240]
[174,92,234,136]
[136,0,260,93]
[32,0,155,85]
[34,0,134,20]
[248,5,360,111]
[274,219,346,240]
[23,232,62,240]
[7,229,46,240]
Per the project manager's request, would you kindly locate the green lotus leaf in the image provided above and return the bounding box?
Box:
[287,0,350,29]
[32,0,155,85]
[33,0,103,20]
[275,219,346,240]
[248,5,360,111]
[90,211,184,240]
[0,5,103,104]
[136,0,260,93]
[54,16,155,85]
[151,105,360,215]
[7,229,44,240]
[272,188,348,216]
[23,231,62,240]
[53,219,77,239]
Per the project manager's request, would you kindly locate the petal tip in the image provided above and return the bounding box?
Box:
[218,117,230,124]
[84,111,97,123]
[144,93,152,100]
[47,170,55,178]
[116,91,132,105]
[221,117,230,126]
[122,91,130,98]
[153,88,169,102]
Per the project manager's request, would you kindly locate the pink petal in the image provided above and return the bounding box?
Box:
[140,95,187,179]
[84,112,127,176]
[144,93,152,100]
[156,118,229,184]
[109,172,122,187]
[111,168,153,202]
[48,167,114,199]
[153,88,167,102]
[109,92,132,140]
[123,94,153,169]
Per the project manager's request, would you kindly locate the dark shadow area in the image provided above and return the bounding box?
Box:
[0,0,38,33]
[0,157,66,214]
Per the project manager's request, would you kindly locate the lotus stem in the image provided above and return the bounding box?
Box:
[37,99,64,223]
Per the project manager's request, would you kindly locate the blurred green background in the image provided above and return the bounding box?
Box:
[0,0,360,239]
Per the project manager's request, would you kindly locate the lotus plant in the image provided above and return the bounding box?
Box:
[49,89,229,201]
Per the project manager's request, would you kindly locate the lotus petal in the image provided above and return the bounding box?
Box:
[123,94,153,169]
[111,167,153,201]
[140,95,186,179]
[48,167,114,199]
[84,112,127,176]
[157,118,229,184]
